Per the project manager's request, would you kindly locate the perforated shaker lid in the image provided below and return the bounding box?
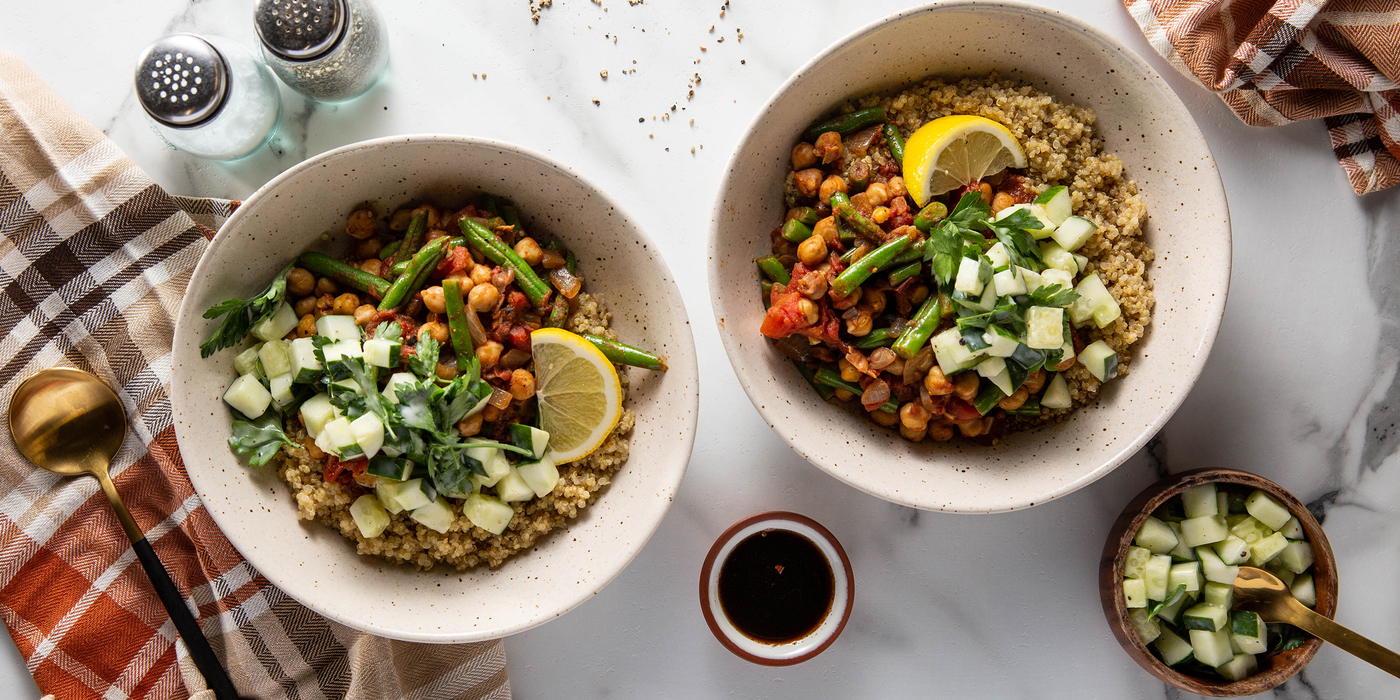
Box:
[134,34,230,128]
[254,0,348,61]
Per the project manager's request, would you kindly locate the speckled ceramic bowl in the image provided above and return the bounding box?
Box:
[708,1,1230,512]
[170,135,699,643]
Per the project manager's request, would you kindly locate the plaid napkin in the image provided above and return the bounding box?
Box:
[0,52,511,700]
[1124,0,1400,194]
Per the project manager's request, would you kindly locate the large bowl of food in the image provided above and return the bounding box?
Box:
[171,135,698,642]
[708,0,1230,512]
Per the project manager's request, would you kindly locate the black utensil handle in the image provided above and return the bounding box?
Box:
[132,537,240,700]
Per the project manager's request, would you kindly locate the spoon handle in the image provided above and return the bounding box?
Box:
[1289,604,1400,679]
[131,538,242,700]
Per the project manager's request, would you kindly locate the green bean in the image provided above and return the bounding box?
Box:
[565,250,578,276]
[888,261,922,286]
[782,219,813,243]
[482,196,500,217]
[892,293,942,359]
[792,360,834,400]
[460,219,552,306]
[546,295,569,328]
[890,242,926,266]
[584,335,668,371]
[384,210,427,269]
[297,252,391,299]
[387,258,411,278]
[882,124,906,164]
[378,240,402,260]
[755,255,791,285]
[442,279,475,357]
[378,238,447,310]
[840,244,869,264]
[830,192,885,243]
[831,236,909,297]
[761,279,773,309]
[852,328,897,349]
[790,207,821,227]
[813,368,898,413]
[803,107,887,141]
[913,202,949,232]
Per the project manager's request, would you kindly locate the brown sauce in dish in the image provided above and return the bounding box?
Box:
[717,529,834,642]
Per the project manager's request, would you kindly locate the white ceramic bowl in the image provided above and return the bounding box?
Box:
[171,135,698,643]
[708,1,1230,513]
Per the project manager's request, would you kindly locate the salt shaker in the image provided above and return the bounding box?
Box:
[135,34,282,161]
[254,0,389,102]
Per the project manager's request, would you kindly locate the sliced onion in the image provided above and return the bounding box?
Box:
[846,125,881,156]
[844,350,869,376]
[501,349,532,370]
[488,387,513,410]
[465,307,489,345]
[773,335,813,362]
[549,267,582,299]
[903,346,934,386]
[868,347,896,371]
[861,379,890,410]
[885,357,906,376]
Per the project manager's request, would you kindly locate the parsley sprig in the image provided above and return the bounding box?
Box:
[228,412,297,466]
[200,264,294,358]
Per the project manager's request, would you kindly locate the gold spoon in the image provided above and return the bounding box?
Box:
[8,368,240,700]
[1234,566,1400,678]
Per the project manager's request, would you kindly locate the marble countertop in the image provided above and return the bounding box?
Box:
[4,0,1399,698]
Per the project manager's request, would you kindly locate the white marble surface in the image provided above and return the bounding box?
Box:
[3,0,1399,698]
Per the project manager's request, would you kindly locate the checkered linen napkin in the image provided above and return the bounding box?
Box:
[1124,0,1400,194]
[0,52,511,700]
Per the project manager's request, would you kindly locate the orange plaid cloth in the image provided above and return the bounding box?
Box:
[1124,0,1400,194]
[0,53,511,699]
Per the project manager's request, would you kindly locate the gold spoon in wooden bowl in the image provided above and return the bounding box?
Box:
[8,367,240,700]
[1235,566,1400,679]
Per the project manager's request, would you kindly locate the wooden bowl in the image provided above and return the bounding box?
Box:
[1099,468,1338,696]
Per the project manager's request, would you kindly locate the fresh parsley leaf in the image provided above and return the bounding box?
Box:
[441,377,491,428]
[394,380,438,432]
[981,209,1046,272]
[377,321,403,342]
[427,443,479,498]
[341,357,398,438]
[946,191,990,229]
[200,263,294,358]
[228,412,296,466]
[1026,283,1080,308]
[1273,624,1307,653]
[409,332,440,379]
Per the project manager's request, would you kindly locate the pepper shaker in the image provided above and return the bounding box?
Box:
[135,34,282,161]
[254,0,389,102]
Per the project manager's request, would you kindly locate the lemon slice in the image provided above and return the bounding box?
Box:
[901,115,1027,207]
[530,328,622,464]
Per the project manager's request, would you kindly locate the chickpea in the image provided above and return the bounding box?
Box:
[899,402,932,431]
[923,367,955,396]
[346,209,377,239]
[794,168,823,198]
[296,314,317,338]
[1022,369,1047,395]
[772,238,794,256]
[797,298,820,327]
[845,309,873,337]
[303,434,325,460]
[510,369,537,400]
[871,206,891,224]
[791,142,818,170]
[871,409,900,427]
[354,304,377,326]
[990,191,1016,215]
[287,267,315,296]
[863,289,886,315]
[445,273,475,296]
[954,372,980,402]
[833,388,855,402]
[413,204,441,230]
[420,286,448,314]
[514,237,544,267]
[457,412,484,437]
[864,182,890,207]
[1053,352,1076,372]
[813,131,843,164]
[482,404,505,422]
[795,271,827,300]
[354,237,383,259]
[490,266,515,289]
[818,175,848,205]
[356,258,383,278]
[469,264,494,286]
[796,235,827,266]
[469,283,500,312]
[424,229,449,246]
[313,293,335,318]
[885,357,906,376]
[420,321,449,344]
[838,358,861,383]
[389,208,414,232]
[849,192,873,216]
[900,423,928,442]
[887,176,907,197]
[812,216,838,245]
[435,362,458,381]
[293,296,317,318]
[998,387,1030,411]
[927,420,955,442]
[959,416,992,438]
[315,277,339,296]
[331,293,359,315]
[830,285,862,310]
[908,284,930,307]
[476,340,504,369]
[978,182,993,204]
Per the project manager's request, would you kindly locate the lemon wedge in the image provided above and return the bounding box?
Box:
[530,328,622,464]
[901,115,1027,207]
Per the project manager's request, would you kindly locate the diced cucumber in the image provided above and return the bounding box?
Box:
[1039,267,1075,291]
[463,493,514,535]
[1166,523,1197,562]
[374,482,405,514]
[268,373,295,406]
[1144,553,1172,601]
[1124,546,1152,579]
[315,314,361,342]
[1034,186,1072,226]
[381,372,416,402]
[1123,578,1147,608]
[1050,215,1097,252]
[1290,573,1316,608]
[288,336,322,383]
[322,339,364,363]
[1182,484,1218,519]
[364,337,402,369]
[465,440,512,487]
[985,242,1009,268]
[1136,516,1179,555]
[1153,628,1194,666]
[367,454,413,481]
[1078,340,1119,382]
[1216,653,1258,682]
[995,202,1058,237]
[954,256,985,295]
[1279,516,1306,541]
[234,345,263,377]
[1278,541,1314,574]
[1025,306,1064,350]
[1073,253,1090,274]
[933,328,983,374]
[1190,627,1234,667]
[223,374,272,419]
[350,494,390,538]
[332,377,363,395]
[1039,241,1078,274]
[1244,490,1292,530]
[1181,514,1229,547]
[517,455,559,498]
[495,468,535,503]
[258,340,291,378]
[321,417,360,458]
[1203,581,1233,609]
[1156,592,1189,624]
[992,268,1026,296]
[1020,268,1044,293]
[1041,373,1071,409]
[1266,559,1296,586]
[384,478,434,511]
[1183,603,1228,632]
[510,424,551,460]
[300,392,335,438]
[1129,608,1161,644]
[1248,532,1289,566]
[1169,561,1202,594]
[252,302,299,342]
[1216,491,1230,520]
[1230,611,1268,654]
[982,326,1020,357]
[410,496,456,534]
[984,368,1014,396]
[1195,546,1239,585]
[1069,273,1120,328]
[1228,516,1272,546]
[349,412,385,459]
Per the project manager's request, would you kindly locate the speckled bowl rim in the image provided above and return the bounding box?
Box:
[706,0,1232,513]
[171,134,699,642]
[698,512,855,666]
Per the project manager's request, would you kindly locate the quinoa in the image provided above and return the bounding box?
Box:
[273,292,635,570]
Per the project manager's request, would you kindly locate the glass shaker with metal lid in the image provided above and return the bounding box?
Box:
[135,34,282,161]
[254,0,389,102]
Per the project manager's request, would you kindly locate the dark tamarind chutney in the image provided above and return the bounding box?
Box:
[717,529,834,642]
